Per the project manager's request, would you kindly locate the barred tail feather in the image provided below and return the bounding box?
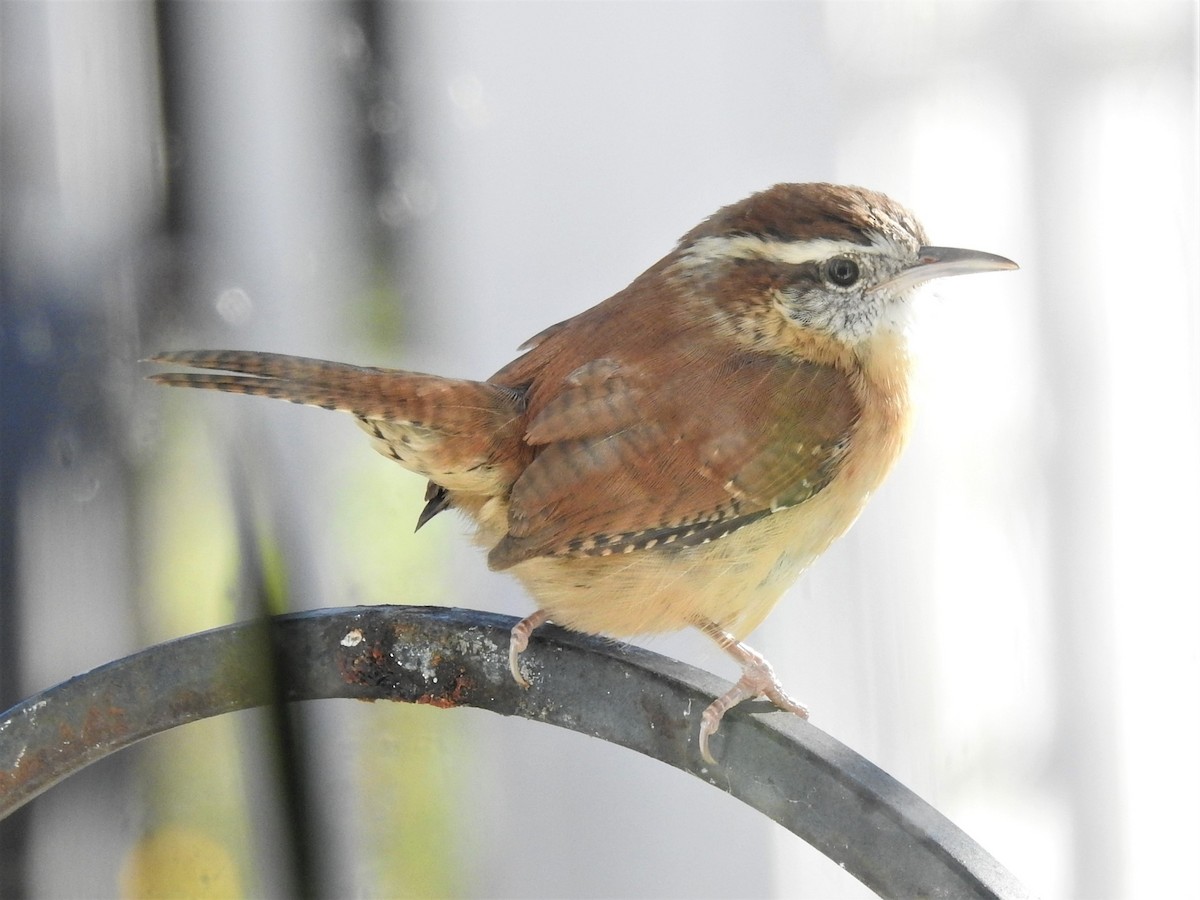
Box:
[147,350,524,429]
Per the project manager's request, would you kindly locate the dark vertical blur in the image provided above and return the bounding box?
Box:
[2,1,394,895]
[1,3,155,894]
[147,3,394,896]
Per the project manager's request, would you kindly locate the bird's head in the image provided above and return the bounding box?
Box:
[669,183,1017,350]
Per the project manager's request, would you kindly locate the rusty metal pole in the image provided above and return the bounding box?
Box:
[0,605,1029,899]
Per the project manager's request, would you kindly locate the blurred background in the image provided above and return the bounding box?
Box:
[1,1,1196,897]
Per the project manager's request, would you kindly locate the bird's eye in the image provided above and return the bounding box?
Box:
[824,257,860,287]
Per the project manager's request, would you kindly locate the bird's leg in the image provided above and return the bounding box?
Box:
[509,609,551,687]
[695,620,809,763]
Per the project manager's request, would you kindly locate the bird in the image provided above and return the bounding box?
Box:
[149,182,1017,763]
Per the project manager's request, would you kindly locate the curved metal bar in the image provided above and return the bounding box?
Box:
[0,605,1029,898]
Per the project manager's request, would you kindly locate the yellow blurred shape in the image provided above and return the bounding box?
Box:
[120,825,241,899]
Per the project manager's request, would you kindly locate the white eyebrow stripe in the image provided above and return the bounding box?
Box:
[679,233,892,267]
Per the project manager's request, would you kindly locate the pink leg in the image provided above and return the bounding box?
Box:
[695,620,809,763]
[509,609,550,687]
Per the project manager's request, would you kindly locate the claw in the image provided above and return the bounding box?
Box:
[508,609,550,688]
[695,621,809,764]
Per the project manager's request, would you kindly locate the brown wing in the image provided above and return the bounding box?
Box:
[487,342,859,570]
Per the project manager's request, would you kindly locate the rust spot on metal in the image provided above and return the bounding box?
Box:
[412,670,475,709]
[332,624,477,709]
[2,702,134,801]
[336,632,396,690]
[0,748,48,795]
[81,705,130,746]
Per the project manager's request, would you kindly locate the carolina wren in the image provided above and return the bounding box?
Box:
[150,183,1016,762]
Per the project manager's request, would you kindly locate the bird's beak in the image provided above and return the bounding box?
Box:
[874,246,1019,294]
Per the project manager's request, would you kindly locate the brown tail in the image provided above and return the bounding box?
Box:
[148,350,525,433]
[148,350,531,501]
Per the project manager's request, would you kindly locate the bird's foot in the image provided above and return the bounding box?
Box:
[508,609,550,687]
[696,622,809,764]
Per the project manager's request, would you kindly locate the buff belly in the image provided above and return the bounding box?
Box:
[504,480,872,641]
